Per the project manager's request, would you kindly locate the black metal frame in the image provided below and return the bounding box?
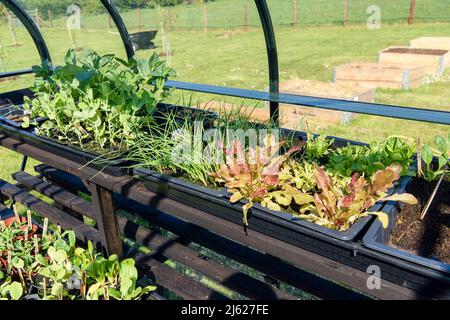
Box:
[0,0,51,68]
[254,0,279,123]
[0,0,280,121]
[100,0,134,59]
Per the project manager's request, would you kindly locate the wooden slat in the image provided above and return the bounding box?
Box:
[0,179,101,244]
[14,171,295,300]
[131,251,228,300]
[13,171,95,219]
[0,203,13,218]
[89,182,123,257]
[120,219,295,300]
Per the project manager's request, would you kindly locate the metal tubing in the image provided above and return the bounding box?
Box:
[0,0,51,64]
[254,0,280,124]
[165,80,450,125]
[0,69,33,79]
[100,0,135,59]
[20,156,28,171]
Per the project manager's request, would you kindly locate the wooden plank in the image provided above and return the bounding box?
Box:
[0,203,13,219]
[89,182,123,257]
[0,179,101,244]
[13,171,95,220]
[119,219,295,300]
[15,170,295,300]
[132,251,228,300]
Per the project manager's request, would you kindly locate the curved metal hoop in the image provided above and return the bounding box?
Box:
[100,0,134,60]
[0,0,280,122]
[0,0,51,64]
[254,0,280,122]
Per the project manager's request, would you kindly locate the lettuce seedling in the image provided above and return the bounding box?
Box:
[419,136,449,182]
[293,164,417,231]
[210,137,300,225]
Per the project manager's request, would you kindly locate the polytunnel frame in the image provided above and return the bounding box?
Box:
[0,0,449,126]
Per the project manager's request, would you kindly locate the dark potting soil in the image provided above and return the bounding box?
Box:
[384,47,448,56]
[389,175,450,264]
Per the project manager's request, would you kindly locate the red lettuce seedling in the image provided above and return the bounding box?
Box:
[295,164,418,231]
[210,137,300,225]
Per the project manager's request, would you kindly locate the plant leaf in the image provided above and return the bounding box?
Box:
[369,211,389,229]
[380,193,418,205]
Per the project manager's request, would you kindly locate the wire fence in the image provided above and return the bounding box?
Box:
[2,0,450,33]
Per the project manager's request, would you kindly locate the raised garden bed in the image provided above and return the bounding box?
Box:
[333,62,427,90]
[378,46,450,76]
[363,174,449,274]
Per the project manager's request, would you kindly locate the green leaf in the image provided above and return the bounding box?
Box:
[369,212,389,229]
[67,231,76,249]
[435,136,447,155]
[51,282,64,297]
[21,116,30,128]
[7,282,23,300]
[438,155,448,171]
[108,288,121,300]
[421,144,433,166]
[64,48,76,65]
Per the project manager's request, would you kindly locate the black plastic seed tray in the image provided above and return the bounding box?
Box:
[0,121,133,176]
[154,103,218,129]
[363,175,450,275]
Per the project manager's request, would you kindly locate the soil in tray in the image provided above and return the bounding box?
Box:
[384,48,448,56]
[389,175,450,264]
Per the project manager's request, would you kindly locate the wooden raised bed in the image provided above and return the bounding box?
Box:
[0,76,19,83]
[378,46,450,76]
[410,37,450,51]
[276,79,375,127]
[333,62,427,90]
